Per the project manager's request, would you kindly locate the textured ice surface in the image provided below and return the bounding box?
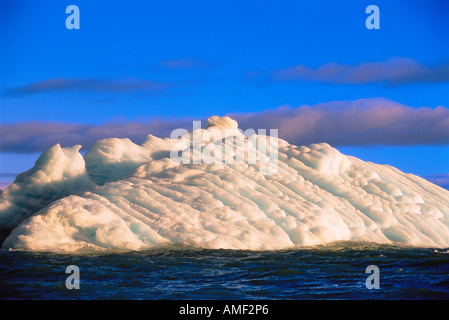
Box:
[1,116,449,252]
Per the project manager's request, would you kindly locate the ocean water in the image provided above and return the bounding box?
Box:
[0,242,448,300]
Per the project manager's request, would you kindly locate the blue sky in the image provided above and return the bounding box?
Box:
[0,0,448,188]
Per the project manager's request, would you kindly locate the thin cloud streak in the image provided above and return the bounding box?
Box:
[265,57,449,85]
[160,57,211,70]
[0,181,13,190]
[426,174,449,190]
[4,77,175,97]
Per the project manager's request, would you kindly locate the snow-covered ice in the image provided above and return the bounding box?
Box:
[1,116,449,252]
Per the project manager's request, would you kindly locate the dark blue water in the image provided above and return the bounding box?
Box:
[1,242,448,300]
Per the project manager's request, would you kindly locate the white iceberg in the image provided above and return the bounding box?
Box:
[1,116,449,252]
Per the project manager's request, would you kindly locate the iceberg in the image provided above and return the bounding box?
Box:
[1,116,449,252]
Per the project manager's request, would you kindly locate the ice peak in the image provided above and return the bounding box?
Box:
[207,116,238,130]
[24,143,85,177]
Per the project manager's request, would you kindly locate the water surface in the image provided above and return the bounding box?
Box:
[1,242,448,299]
